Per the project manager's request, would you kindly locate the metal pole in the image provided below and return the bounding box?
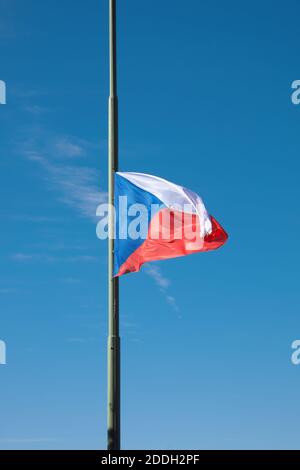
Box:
[107,0,120,451]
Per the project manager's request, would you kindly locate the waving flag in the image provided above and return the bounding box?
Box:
[114,172,228,276]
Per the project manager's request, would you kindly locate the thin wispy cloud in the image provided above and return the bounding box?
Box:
[0,288,17,295]
[10,253,97,263]
[17,130,107,221]
[48,163,106,219]
[68,255,98,262]
[26,242,88,252]
[144,264,171,289]
[144,264,180,315]
[12,87,47,100]
[166,295,180,313]
[24,104,48,116]
[10,253,36,262]
[54,137,85,158]
[22,149,45,163]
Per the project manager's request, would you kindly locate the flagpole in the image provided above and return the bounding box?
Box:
[107,0,120,451]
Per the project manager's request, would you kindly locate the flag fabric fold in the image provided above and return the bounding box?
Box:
[114,172,228,277]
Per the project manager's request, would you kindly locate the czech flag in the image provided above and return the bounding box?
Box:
[114,172,228,277]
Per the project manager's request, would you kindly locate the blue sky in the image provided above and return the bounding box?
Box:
[0,0,300,450]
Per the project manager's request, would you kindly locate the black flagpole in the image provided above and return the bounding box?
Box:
[107,0,120,451]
